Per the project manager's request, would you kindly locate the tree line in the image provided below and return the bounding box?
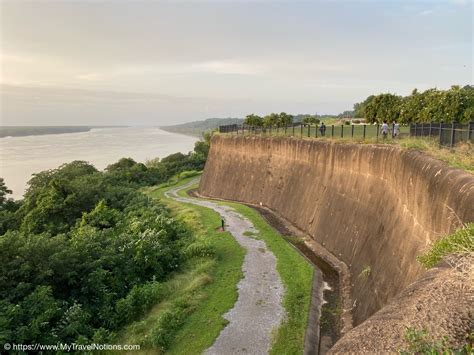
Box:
[0,135,210,346]
[353,85,474,124]
[242,85,473,127]
[244,112,325,127]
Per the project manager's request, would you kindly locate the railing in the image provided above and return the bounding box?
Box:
[410,122,473,147]
[219,121,474,148]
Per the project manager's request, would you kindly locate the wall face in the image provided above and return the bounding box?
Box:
[199,136,474,323]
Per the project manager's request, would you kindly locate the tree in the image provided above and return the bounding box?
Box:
[263,113,280,127]
[244,114,263,127]
[0,178,12,207]
[301,115,319,125]
[354,86,474,124]
[278,112,294,127]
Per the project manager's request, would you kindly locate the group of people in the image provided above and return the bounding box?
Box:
[380,120,400,139]
[316,121,400,139]
[304,120,400,139]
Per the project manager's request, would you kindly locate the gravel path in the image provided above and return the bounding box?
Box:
[165,179,285,355]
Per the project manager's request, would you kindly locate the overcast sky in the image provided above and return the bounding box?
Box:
[0,0,472,126]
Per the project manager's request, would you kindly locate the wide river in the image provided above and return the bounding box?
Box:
[0,127,197,199]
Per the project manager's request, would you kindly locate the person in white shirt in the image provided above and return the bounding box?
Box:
[381,120,389,139]
[393,121,400,138]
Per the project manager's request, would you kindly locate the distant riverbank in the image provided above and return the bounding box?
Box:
[0,125,130,138]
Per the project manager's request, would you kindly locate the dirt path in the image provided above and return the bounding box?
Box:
[165,179,285,355]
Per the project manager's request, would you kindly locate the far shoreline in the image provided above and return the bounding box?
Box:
[0,125,129,138]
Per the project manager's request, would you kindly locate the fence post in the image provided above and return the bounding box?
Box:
[300,124,303,138]
[341,124,344,138]
[285,126,287,136]
[293,125,295,137]
[450,122,455,148]
[363,124,366,140]
[331,125,334,138]
[351,124,354,138]
[315,125,318,138]
[376,124,379,140]
[439,121,442,145]
[307,125,310,137]
[429,121,432,137]
[415,123,418,137]
[469,121,473,140]
[392,122,395,138]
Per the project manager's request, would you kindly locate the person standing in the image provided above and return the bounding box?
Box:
[319,122,326,137]
[393,121,400,138]
[381,120,389,139]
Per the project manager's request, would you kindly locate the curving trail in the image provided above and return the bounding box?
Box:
[165,179,285,355]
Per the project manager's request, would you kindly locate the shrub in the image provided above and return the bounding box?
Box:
[115,282,165,324]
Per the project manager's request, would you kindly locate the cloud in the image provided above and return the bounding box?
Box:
[73,60,265,83]
[418,9,434,16]
[450,0,468,5]
[76,73,104,81]
[190,61,263,75]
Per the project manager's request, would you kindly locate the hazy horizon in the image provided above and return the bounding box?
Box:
[1,0,472,126]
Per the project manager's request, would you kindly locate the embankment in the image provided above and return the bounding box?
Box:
[199,136,474,329]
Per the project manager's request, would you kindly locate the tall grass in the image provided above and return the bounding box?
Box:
[417,223,474,269]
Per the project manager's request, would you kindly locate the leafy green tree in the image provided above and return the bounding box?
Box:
[244,114,263,127]
[279,112,294,127]
[0,178,12,207]
[301,115,319,125]
[263,113,280,127]
[355,86,474,123]
[80,200,120,229]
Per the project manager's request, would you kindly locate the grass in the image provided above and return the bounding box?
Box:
[401,327,473,354]
[398,138,474,173]
[119,176,245,354]
[417,223,474,269]
[224,131,473,174]
[130,174,314,354]
[224,203,313,355]
[183,186,314,355]
[358,265,371,280]
[234,124,409,140]
[168,178,314,354]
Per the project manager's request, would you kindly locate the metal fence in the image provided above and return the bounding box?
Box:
[410,122,473,147]
[219,121,474,148]
[219,123,406,141]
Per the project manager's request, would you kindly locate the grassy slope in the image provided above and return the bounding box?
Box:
[177,185,314,355]
[119,176,313,354]
[118,177,245,353]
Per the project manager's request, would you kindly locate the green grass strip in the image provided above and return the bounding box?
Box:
[119,176,245,354]
[417,223,474,269]
[135,176,313,354]
[182,181,314,354]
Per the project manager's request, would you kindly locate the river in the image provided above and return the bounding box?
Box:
[0,127,197,199]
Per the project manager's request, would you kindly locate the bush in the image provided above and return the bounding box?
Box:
[115,282,165,324]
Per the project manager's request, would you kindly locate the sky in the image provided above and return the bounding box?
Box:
[0,0,472,126]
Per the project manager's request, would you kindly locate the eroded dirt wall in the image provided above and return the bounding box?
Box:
[199,135,474,324]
